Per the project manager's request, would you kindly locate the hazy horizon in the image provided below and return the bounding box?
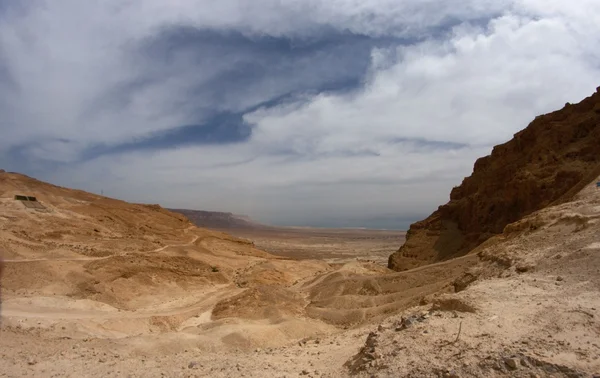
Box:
[1,1,599,229]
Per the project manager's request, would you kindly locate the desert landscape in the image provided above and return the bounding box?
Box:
[1,88,600,377]
[225,227,402,265]
[169,208,403,265]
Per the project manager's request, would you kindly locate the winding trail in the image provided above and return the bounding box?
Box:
[2,256,109,263]
[3,231,201,263]
[1,284,238,322]
[149,235,199,253]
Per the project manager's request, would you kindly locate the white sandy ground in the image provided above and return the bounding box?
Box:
[1,178,600,377]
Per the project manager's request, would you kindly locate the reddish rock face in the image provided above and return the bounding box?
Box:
[389,87,600,271]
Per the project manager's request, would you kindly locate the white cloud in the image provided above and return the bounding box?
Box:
[245,13,599,156]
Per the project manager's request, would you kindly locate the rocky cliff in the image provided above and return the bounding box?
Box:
[389,87,600,271]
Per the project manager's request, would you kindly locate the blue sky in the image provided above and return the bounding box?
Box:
[1,0,599,229]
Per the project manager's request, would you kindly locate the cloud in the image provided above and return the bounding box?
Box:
[245,13,600,153]
[0,0,599,228]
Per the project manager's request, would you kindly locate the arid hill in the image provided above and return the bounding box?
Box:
[389,87,600,271]
[0,171,289,310]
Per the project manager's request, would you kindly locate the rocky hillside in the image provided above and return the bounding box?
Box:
[389,86,600,271]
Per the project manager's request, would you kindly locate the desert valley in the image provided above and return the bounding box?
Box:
[1,88,600,378]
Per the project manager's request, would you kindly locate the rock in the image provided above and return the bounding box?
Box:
[504,358,518,370]
[27,359,37,366]
[516,264,534,273]
[395,316,421,331]
[556,276,564,281]
[344,332,381,373]
[388,88,600,272]
[442,371,460,378]
[300,370,309,375]
[98,358,106,363]
[188,361,199,369]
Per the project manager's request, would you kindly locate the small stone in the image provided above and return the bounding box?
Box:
[300,369,309,375]
[442,371,460,378]
[27,359,37,366]
[188,361,198,369]
[98,358,106,363]
[504,357,518,370]
[556,276,564,281]
[516,264,533,273]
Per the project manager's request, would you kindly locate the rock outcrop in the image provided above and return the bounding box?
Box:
[389,87,600,271]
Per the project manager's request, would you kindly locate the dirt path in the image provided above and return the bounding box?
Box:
[2,234,201,263]
[149,234,199,253]
[2,284,236,322]
[2,256,110,263]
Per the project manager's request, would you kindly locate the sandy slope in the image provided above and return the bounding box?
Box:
[1,173,600,377]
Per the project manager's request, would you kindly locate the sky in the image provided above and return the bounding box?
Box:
[1,0,599,229]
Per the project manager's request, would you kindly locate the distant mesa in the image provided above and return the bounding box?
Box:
[389,86,600,271]
[168,209,267,230]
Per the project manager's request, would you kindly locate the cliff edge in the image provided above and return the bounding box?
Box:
[389,86,600,271]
